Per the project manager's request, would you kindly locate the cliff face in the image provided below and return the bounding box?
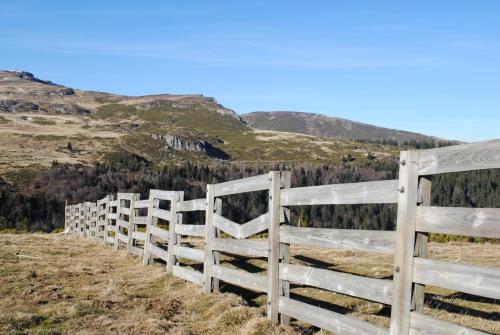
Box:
[151,134,229,160]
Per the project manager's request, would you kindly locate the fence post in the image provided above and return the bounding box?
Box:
[212,197,222,293]
[127,194,139,255]
[143,193,156,265]
[267,171,285,322]
[278,171,291,325]
[167,191,183,273]
[390,150,420,335]
[114,196,122,250]
[413,177,431,311]
[203,184,215,294]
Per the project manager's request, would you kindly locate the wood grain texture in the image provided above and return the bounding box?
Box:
[151,208,171,221]
[213,173,270,197]
[416,206,500,238]
[177,198,206,212]
[418,139,500,175]
[167,192,183,274]
[267,171,282,321]
[212,265,267,292]
[133,199,149,209]
[280,226,395,254]
[148,243,169,261]
[413,258,500,300]
[212,238,269,258]
[213,212,270,239]
[172,265,203,286]
[174,224,205,237]
[280,263,393,305]
[174,245,204,262]
[279,297,389,335]
[149,225,169,240]
[281,179,399,206]
[390,151,420,335]
[203,184,216,294]
[409,312,488,335]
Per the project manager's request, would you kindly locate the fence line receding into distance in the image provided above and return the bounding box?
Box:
[64,139,500,335]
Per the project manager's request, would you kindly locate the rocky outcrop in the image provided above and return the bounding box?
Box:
[151,134,229,160]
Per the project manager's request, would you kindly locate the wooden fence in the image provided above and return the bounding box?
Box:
[65,139,500,335]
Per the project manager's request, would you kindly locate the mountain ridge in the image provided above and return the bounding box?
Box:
[242,111,451,144]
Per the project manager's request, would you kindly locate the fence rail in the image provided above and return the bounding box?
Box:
[65,138,500,335]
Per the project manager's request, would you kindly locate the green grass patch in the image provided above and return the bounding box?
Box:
[31,117,56,125]
[92,104,138,119]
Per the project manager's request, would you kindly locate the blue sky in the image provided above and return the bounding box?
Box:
[1,1,499,141]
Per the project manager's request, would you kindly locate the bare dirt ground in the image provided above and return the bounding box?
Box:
[1,234,498,334]
[0,234,296,335]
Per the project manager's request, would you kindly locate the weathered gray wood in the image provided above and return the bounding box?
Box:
[267,171,282,321]
[213,173,270,197]
[143,194,157,265]
[106,236,114,244]
[117,232,128,243]
[167,192,183,274]
[212,265,267,292]
[279,171,291,326]
[149,225,169,240]
[108,200,118,207]
[132,231,146,241]
[172,265,204,286]
[178,198,206,212]
[281,179,399,206]
[203,184,215,294]
[130,245,143,257]
[412,177,431,312]
[418,139,500,175]
[134,199,149,209]
[279,297,389,335]
[416,206,500,238]
[280,263,393,305]
[174,245,204,262]
[413,258,500,300]
[409,311,488,335]
[148,243,169,261]
[134,216,147,225]
[390,150,420,335]
[149,189,178,199]
[108,213,118,220]
[212,238,268,258]
[118,193,135,201]
[175,224,205,237]
[117,219,129,229]
[121,207,131,216]
[213,212,270,239]
[152,208,171,221]
[280,226,395,254]
[212,198,222,293]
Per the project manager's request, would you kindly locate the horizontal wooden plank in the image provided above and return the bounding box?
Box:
[121,207,131,216]
[213,213,269,239]
[409,311,488,335]
[108,213,118,220]
[117,233,128,243]
[418,139,500,175]
[280,226,395,254]
[178,198,206,212]
[281,180,399,206]
[149,189,178,200]
[150,225,169,240]
[134,216,147,225]
[152,208,171,221]
[416,206,500,238]
[175,224,205,237]
[106,236,114,244]
[413,258,500,300]
[132,231,146,241]
[174,245,204,262]
[134,199,149,209]
[212,238,268,258]
[213,174,270,197]
[279,297,388,335]
[117,220,129,229]
[130,246,143,257]
[280,263,392,305]
[212,265,267,292]
[108,200,118,207]
[172,265,203,286]
[148,243,168,261]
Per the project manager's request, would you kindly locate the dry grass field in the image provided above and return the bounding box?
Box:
[1,233,498,334]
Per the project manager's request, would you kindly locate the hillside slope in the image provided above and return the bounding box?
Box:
[0,71,399,175]
[243,111,444,143]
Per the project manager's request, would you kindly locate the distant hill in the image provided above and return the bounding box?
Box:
[243,111,447,144]
[0,71,400,175]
